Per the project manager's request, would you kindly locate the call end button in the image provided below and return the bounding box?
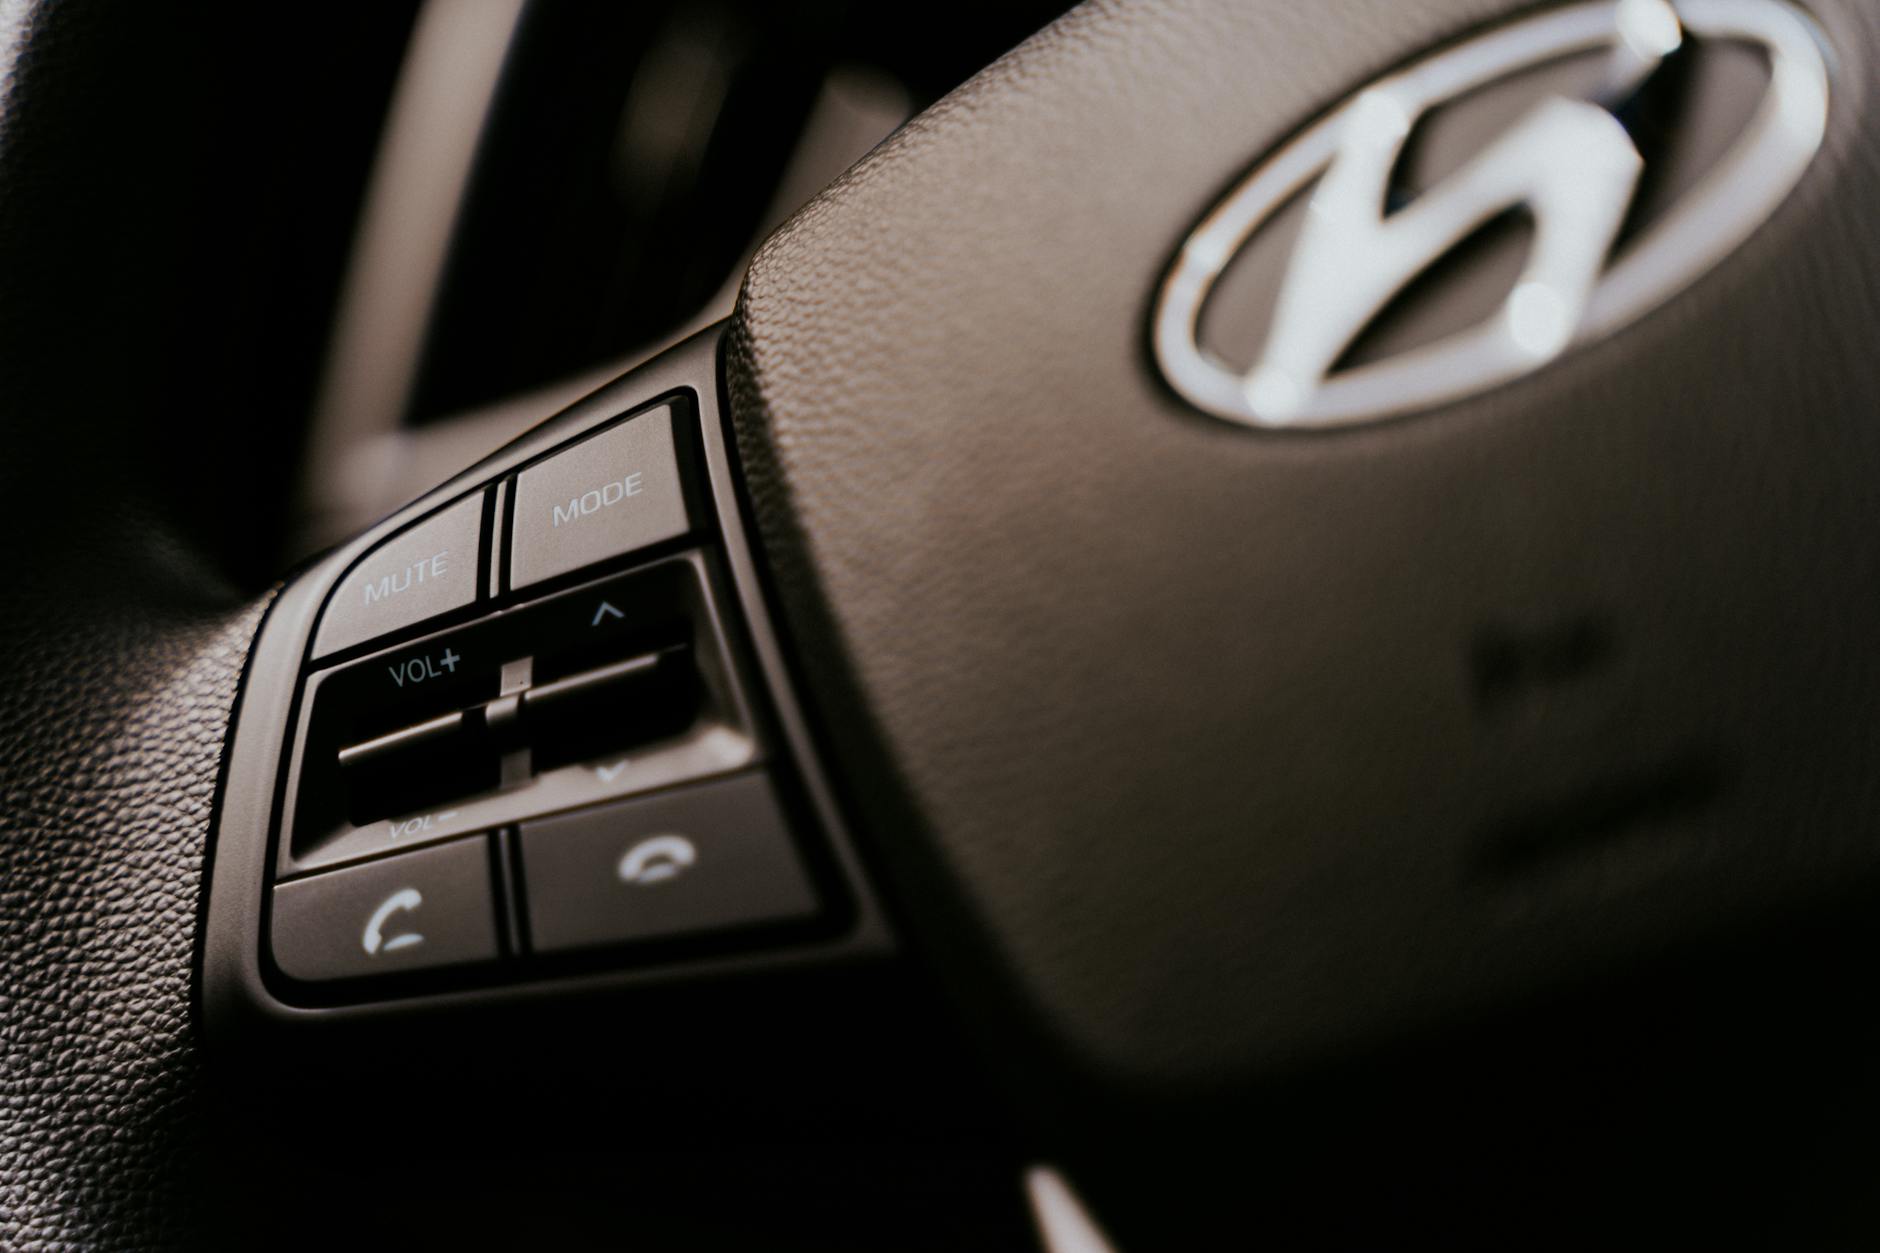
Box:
[519,772,819,955]
[270,837,498,983]
[509,405,690,591]
[313,492,486,659]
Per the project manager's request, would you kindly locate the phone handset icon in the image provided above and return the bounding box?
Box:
[617,835,697,886]
[362,887,425,956]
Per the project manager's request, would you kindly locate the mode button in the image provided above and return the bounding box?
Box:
[509,405,690,591]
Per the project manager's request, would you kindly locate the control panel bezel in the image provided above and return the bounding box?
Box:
[202,326,892,1040]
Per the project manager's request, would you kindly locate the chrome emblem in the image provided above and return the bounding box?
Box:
[1152,0,1829,430]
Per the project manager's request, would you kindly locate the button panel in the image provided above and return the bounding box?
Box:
[264,395,857,998]
[314,491,487,658]
[271,838,500,982]
[509,404,690,591]
[286,555,753,874]
[519,772,819,954]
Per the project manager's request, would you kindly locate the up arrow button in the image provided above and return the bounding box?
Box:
[591,601,625,627]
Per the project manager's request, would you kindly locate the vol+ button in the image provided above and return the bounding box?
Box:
[387,647,462,689]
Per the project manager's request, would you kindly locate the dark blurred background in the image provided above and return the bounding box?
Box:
[192,0,1075,583]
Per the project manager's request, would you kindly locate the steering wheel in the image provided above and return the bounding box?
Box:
[5,0,1880,1248]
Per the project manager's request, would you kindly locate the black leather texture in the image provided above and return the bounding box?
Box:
[0,566,263,1249]
[728,0,1880,1117]
[0,2,272,1245]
